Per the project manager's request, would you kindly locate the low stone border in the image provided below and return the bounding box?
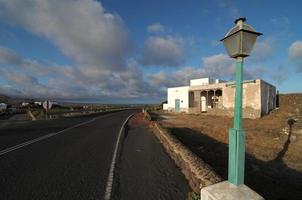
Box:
[146,111,222,193]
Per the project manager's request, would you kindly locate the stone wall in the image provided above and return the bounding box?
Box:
[152,122,222,193]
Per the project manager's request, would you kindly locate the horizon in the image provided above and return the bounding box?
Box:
[0,0,302,104]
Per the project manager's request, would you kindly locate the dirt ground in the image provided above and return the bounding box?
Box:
[151,94,302,200]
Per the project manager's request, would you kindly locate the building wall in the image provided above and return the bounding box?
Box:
[163,103,168,110]
[222,80,262,118]
[0,103,7,111]
[166,78,276,118]
[260,80,276,116]
[190,78,214,86]
[167,86,189,112]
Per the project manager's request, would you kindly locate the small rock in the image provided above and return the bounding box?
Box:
[294,129,302,135]
[281,127,289,135]
[291,135,297,141]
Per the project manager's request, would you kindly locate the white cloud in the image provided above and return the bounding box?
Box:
[0,0,132,69]
[139,35,186,67]
[252,40,274,62]
[147,67,200,89]
[270,65,287,84]
[147,53,269,90]
[201,54,234,79]
[289,41,302,59]
[147,23,165,33]
[147,54,234,88]
[0,1,168,103]
[0,46,164,102]
[0,1,195,102]
[289,40,302,72]
[148,71,166,87]
[0,46,23,65]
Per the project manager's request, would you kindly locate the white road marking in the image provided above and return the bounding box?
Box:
[104,114,133,200]
[0,112,121,156]
[0,119,95,156]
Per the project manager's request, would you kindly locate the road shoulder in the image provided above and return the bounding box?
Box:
[114,113,190,200]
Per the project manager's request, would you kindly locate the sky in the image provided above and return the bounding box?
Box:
[0,0,301,104]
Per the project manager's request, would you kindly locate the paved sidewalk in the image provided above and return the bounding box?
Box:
[113,113,190,200]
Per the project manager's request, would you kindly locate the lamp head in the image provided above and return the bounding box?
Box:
[221,17,262,58]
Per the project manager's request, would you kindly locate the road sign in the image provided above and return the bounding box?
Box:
[43,101,52,111]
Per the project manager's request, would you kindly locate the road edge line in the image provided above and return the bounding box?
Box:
[0,118,96,156]
[104,113,134,200]
[0,111,127,156]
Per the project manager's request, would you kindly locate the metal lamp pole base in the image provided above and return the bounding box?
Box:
[228,128,245,185]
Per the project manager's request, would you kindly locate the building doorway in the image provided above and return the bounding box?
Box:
[200,91,207,112]
[175,99,180,112]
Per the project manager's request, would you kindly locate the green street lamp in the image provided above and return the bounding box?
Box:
[221,17,262,186]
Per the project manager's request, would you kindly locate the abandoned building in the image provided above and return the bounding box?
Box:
[163,77,276,118]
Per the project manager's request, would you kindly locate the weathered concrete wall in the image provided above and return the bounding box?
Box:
[193,90,201,111]
[223,80,261,110]
[243,80,261,110]
[189,92,194,107]
[260,80,276,116]
[222,80,262,118]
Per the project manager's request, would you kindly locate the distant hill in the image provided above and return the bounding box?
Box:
[0,94,10,103]
[0,94,31,105]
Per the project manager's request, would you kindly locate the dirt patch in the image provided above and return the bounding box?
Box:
[128,112,151,129]
[151,94,302,200]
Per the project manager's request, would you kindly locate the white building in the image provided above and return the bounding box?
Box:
[34,101,42,106]
[0,103,7,111]
[21,102,29,107]
[163,77,276,118]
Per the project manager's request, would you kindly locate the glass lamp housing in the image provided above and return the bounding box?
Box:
[221,18,262,58]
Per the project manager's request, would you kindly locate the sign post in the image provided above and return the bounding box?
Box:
[43,100,52,119]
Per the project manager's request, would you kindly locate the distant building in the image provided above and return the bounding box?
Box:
[21,102,29,107]
[34,101,42,106]
[0,103,7,111]
[163,77,276,119]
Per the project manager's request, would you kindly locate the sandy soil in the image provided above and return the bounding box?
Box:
[151,94,302,200]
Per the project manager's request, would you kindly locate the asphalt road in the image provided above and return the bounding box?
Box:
[0,110,135,200]
[0,110,190,200]
[113,114,190,200]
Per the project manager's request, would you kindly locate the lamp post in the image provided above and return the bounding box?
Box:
[221,17,262,185]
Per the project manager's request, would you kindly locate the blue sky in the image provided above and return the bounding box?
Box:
[0,0,301,103]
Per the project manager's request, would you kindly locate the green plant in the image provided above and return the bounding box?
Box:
[188,192,200,200]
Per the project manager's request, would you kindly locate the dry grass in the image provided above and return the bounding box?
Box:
[151,94,302,199]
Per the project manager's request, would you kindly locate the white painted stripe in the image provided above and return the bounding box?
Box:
[0,111,121,156]
[104,114,133,200]
[0,118,96,156]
